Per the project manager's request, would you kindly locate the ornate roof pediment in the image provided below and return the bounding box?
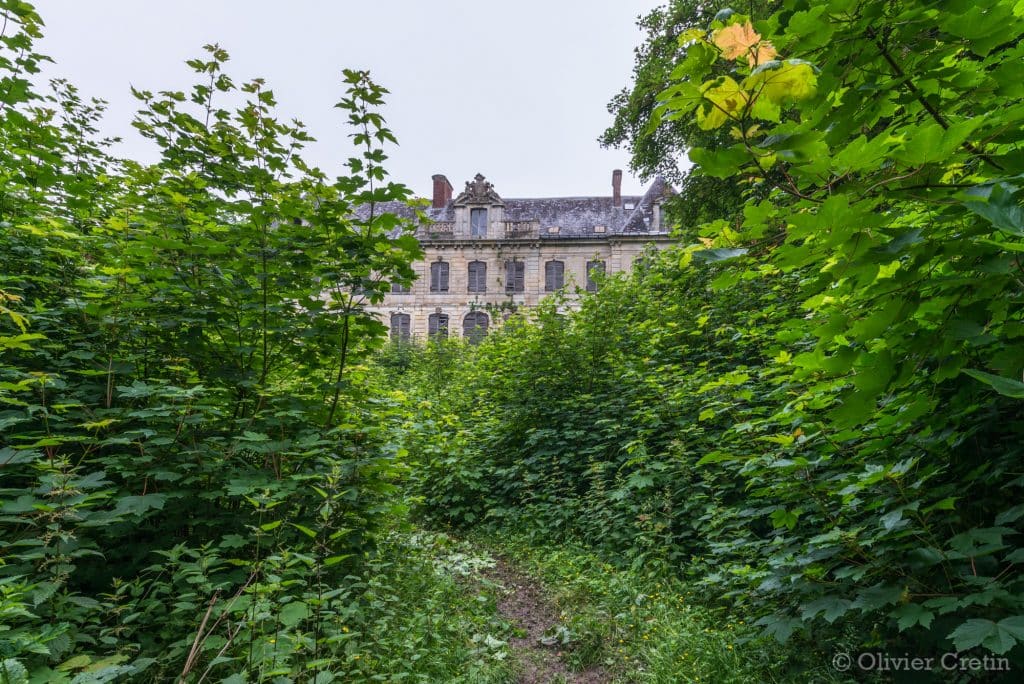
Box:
[453,173,504,206]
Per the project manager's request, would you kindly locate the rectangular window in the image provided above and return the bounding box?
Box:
[390,313,411,340]
[505,259,525,293]
[586,260,605,292]
[430,261,449,293]
[428,313,449,338]
[544,260,564,291]
[391,281,410,294]
[470,208,488,237]
[468,261,487,293]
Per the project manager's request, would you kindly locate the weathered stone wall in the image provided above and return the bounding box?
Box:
[366,235,673,340]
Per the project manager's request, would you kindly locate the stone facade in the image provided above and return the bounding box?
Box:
[365,172,675,341]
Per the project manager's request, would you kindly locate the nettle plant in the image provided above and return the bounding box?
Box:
[656,0,1024,657]
[1,1,423,678]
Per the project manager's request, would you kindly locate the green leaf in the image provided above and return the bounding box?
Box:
[770,508,799,530]
[290,523,317,538]
[279,601,310,627]
[996,504,1024,525]
[692,247,748,263]
[949,617,1024,654]
[964,182,1024,236]
[802,597,854,623]
[892,603,934,631]
[755,615,802,643]
[689,145,751,178]
[113,494,167,518]
[962,369,1024,398]
[57,655,92,672]
[0,659,28,684]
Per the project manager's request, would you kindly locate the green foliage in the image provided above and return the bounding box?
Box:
[600,0,776,231]
[478,531,849,682]
[0,1,425,679]
[405,0,1024,671]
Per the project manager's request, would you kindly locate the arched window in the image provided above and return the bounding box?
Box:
[467,261,487,293]
[430,261,449,292]
[505,259,525,293]
[390,313,411,340]
[428,312,449,338]
[470,208,488,237]
[544,260,564,291]
[586,260,605,292]
[463,311,489,343]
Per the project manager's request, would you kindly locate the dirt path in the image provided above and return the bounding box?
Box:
[483,558,611,684]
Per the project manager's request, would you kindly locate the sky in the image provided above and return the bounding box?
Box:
[33,0,667,200]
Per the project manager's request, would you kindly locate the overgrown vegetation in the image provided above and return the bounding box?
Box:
[403,0,1024,678]
[474,531,850,682]
[4,0,1024,681]
[0,2,439,680]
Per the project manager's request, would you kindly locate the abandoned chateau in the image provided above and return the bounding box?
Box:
[367,171,675,341]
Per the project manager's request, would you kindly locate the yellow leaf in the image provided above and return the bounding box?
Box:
[678,27,706,46]
[697,77,748,130]
[713,22,762,60]
[744,60,817,105]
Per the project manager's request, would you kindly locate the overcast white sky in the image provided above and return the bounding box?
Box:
[33,1,666,200]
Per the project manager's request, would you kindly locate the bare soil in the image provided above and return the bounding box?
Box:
[483,558,611,684]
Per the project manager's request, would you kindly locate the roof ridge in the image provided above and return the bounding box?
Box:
[502,195,641,202]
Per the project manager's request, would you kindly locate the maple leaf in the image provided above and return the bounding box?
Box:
[697,76,749,130]
[714,22,762,60]
[744,60,818,105]
[748,41,778,67]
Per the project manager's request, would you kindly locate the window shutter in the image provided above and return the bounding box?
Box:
[431,261,449,292]
[471,208,488,237]
[428,313,448,338]
[390,313,410,340]
[506,260,524,293]
[463,311,489,342]
[545,261,563,291]
[586,260,605,292]
[468,261,486,293]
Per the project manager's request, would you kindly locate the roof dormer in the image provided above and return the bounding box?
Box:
[452,174,505,239]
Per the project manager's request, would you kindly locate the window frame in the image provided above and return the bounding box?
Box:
[390,313,411,340]
[470,207,488,237]
[462,311,489,343]
[505,259,525,293]
[544,260,564,292]
[586,260,605,292]
[430,260,450,293]
[467,260,487,293]
[427,312,449,338]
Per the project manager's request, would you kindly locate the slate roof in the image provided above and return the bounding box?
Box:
[356,175,673,240]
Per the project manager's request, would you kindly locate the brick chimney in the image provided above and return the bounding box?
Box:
[612,169,622,208]
[432,174,453,208]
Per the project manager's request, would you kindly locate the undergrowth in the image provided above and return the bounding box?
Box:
[331,528,514,683]
[472,529,857,683]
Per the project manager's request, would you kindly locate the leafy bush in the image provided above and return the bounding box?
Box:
[0,2,423,679]
[404,0,1024,670]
